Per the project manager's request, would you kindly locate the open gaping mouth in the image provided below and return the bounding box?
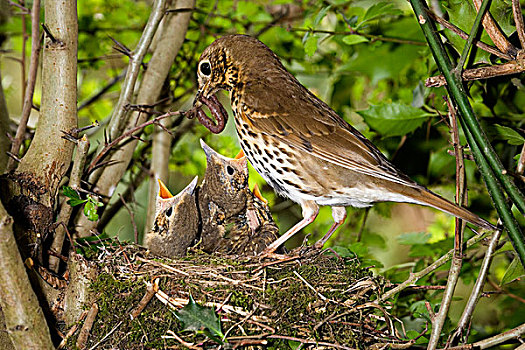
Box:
[194,93,228,134]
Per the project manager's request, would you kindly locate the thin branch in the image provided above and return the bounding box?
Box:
[49,135,90,272]
[7,0,42,171]
[457,0,491,71]
[86,110,183,174]
[512,0,525,48]
[472,0,518,57]
[444,322,525,349]
[426,60,525,87]
[286,27,426,46]
[119,194,138,243]
[78,70,126,111]
[427,99,467,349]
[76,303,99,349]
[447,227,503,345]
[428,10,512,60]
[379,232,488,301]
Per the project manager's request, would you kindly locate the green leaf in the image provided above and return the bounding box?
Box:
[84,200,100,221]
[491,124,524,145]
[67,198,88,207]
[62,185,80,200]
[304,35,319,57]
[360,2,402,25]
[342,35,369,45]
[397,232,431,245]
[357,103,430,137]
[174,295,224,343]
[501,257,525,285]
[314,6,331,26]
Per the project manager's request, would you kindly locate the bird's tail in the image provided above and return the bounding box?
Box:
[402,186,497,231]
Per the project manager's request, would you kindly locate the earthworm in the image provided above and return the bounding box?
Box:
[196,94,228,134]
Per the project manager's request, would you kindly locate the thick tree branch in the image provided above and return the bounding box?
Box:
[0,200,54,349]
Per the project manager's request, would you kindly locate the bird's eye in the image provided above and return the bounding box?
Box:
[199,61,211,76]
[166,207,173,217]
[226,165,235,175]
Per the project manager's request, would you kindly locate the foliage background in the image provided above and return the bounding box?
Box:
[1,0,524,347]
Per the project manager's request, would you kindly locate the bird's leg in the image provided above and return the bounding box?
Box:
[314,206,347,249]
[260,200,319,255]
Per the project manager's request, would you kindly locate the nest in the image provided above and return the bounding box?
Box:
[64,243,409,349]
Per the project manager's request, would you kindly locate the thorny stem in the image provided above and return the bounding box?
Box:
[410,0,525,267]
[427,100,467,349]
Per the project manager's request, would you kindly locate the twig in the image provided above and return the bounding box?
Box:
[427,98,467,349]
[293,270,328,301]
[136,256,190,276]
[487,278,525,304]
[163,330,201,349]
[41,23,59,44]
[76,303,99,349]
[267,334,357,350]
[513,0,525,49]
[130,279,159,320]
[443,322,525,349]
[77,71,126,111]
[427,10,511,60]
[379,231,488,301]
[447,226,503,345]
[7,0,41,171]
[57,310,88,349]
[425,60,525,87]
[472,0,518,57]
[119,194,138,243]
[86,110,183,174]
[88,320,123,350]
[456,0,491,71]
[49,135,90,272]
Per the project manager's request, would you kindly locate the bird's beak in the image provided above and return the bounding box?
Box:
[193,89,203,108]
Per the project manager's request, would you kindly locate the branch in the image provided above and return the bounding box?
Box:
[425,60,525,87]
[410,0,525,267]
[447,227,502,345]
[472,0,518,57]
[49,135,90,272]
[427,99,467,349]
[512,0,525,48]
[379,232,488,301]
[7,0,42,171]
[444,321,525,350]
[145,0,196,236]
[427,10,512,60]
[0,200,54,349]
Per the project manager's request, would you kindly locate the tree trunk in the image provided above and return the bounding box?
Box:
[0,0,78,260]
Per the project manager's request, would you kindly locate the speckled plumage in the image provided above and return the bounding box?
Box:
[195,34,496,253]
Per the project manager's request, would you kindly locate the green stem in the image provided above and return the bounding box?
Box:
[409,0,525,267]
[456,0,491,70]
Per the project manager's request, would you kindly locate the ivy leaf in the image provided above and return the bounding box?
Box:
[501,257,525,285]
[491,124,524,145]
[342,35,368,45]
[174,295,225,343]
[304,35,319,57]
[357,103,430,137]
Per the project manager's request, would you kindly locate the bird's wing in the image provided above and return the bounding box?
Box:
[238,95,418,187]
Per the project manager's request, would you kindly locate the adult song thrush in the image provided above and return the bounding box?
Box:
[195,34,496,254]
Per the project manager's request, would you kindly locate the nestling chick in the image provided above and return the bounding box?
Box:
[198,140,279,255]
[144,177,199,258]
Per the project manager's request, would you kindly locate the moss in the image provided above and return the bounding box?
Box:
[66,243,389,349]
